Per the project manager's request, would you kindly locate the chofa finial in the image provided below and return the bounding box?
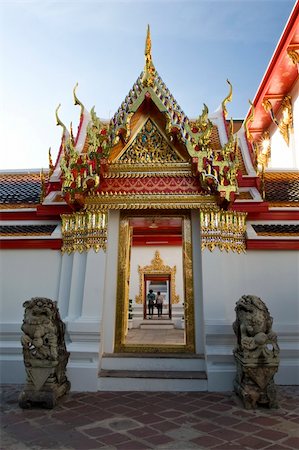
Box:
[142,25,156,87]
[55,104,67,133]
[244,100,255,142]
[73,82,84,116]
[222,79,233,119]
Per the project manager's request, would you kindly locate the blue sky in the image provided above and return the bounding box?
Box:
[1,0,296,169]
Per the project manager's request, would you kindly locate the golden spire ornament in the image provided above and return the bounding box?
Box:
[48,147,54,177]
[142,25,156,87]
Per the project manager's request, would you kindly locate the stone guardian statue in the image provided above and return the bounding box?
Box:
[19,297,70,408]
[233,295,280,409]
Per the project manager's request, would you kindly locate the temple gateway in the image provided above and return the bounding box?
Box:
[1,7,298,392]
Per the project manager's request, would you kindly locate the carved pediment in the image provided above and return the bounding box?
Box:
[117,119,185,164]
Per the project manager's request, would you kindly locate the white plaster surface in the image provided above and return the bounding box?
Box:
[0,249,61,322]
[202,249,299,387]
[202,249,299,325]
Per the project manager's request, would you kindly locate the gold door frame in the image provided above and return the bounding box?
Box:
[114,211,195,353]
[135,250,179,305]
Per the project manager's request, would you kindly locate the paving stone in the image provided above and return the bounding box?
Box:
[1,385,299,450]
[191,434,225,447]
[254,429,289,441]
[234,435,271,449]
[209,427,244,442]
[165,425,202,441]
[281,436,299,448]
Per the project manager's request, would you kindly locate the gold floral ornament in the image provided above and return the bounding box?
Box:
[135,250,180,305]
[287,48,299,65]
[262,96,293,146]
[187,103,239,203]
[280,95,293,146]
[60,107,111,205]
[200,209,247,253]
[257,131,271,172]
[119,119,182,164]
[61,211,107,254]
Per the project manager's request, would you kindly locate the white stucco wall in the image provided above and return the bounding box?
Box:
[202,249,299,326]
[202,249,299,389]
[0,249,61,323]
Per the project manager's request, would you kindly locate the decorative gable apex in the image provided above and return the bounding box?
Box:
[116,118,186,164]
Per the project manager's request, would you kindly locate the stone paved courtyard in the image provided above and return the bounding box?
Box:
[1,385,299,450]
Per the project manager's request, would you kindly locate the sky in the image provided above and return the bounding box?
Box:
[0,0,296,170]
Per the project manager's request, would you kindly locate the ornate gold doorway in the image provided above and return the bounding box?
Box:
[136,251,180,320]
[114,211,195,353]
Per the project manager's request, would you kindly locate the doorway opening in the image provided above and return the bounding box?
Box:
[114,211,195,353]
[144,275,171,319]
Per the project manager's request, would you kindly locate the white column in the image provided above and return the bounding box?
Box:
[100,210,120,355]
[80,249,106,321]
[191,209,205,355]
[57,252,73,319]
[65,252,87,321]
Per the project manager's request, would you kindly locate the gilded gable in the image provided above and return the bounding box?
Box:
[118,119,185,164]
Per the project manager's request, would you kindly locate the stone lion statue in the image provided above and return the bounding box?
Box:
[19,297,70,408]
[233,295,280,409]
[233,294,279,360]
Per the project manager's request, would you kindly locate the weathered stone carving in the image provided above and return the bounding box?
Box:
[233,295,280,409]
[19,297,70,408]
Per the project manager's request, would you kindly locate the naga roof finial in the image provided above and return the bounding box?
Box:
[142,25,156,87]
[222,79,233,119]
[244,100,255,142]
[73,82,84,116]
[55,104,67,135]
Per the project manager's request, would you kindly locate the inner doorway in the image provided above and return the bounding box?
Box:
[144,275,171,319]
[114,211,195,353]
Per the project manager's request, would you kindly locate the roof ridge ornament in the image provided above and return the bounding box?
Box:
[244,100,254,142]
[73,82,84,116]
[141,25,156,87]
[55,104,68,135]
[222,79,233,119]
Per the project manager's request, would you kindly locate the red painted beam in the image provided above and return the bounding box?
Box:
[0,211,60,221]
[238,177,260,188]
[247,211,299,220]
[36,205,72,217]
[231,202,269,213]
[0,239,62,250]
[132,236,182,246]
[247,239,299,250]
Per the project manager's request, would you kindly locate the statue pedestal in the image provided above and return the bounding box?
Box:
[19,297,71,409]
[234,352,279,409]
[19,357,70,409]
[19,379,70,409]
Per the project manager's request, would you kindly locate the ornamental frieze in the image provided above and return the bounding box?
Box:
[99,176,202,194]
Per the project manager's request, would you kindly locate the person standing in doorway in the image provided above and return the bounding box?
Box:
[156,291,164,318]
[147,289,155,319]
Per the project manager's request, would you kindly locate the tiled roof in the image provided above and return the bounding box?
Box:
[264,172,299,204]
[109,72,190,144]
[0,172,41,208]
[252,224,299,236]
[0,225,57,236]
